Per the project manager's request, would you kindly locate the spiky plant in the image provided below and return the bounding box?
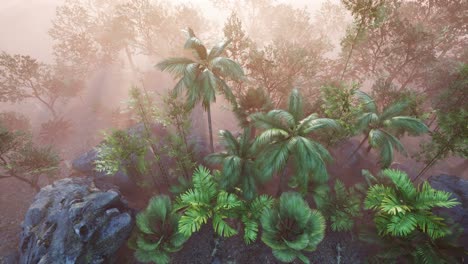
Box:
[365,169,459,239]
[206,128,268,200]
[175,166,242,238]
[157,28,244,152]
[239,194,274,244]
[322,180,362,232]
[261,192,326,264]
[251,88,339,195]
[351,90,428,167]
[128,196,187,264]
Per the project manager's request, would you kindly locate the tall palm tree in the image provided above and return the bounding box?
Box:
[351,90,428,167]
[157,28,244,152]
[205,128,267,200]
[251,88,339,195]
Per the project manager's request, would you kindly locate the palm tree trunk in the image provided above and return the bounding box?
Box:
[350,134,369,158]
[276,167,289,197]
[207,104,214,153]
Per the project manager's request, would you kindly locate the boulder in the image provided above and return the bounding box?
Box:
[429,174,468,249]
[72,148,138,194]
[71,123,168,192]
[18,177,134,264]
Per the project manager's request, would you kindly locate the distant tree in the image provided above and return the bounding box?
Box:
[351,90,428,168]
[340,0,385,80]
[344,0,467,90]
[0,124,59,192]
[415,64,468,180]
[247,39,325,107]
[251,89,339,196]
[157,28,244,153]
[0,52,81,119]
[50,0,207,76]
[0,112,30,132]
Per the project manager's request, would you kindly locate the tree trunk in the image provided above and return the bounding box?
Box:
[340,21,363,81]
[350,134,369,158]
[249,125,256,140]
[276,167,288,197]
[207,104,214,153]
[125,45,137,75]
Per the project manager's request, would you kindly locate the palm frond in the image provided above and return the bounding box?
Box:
[218,129,239,152]
[250,112,289,131]
[216,77,236,103]
[380,100,409,121]
[208,38,232,59]
[210,56,244,81]
[183,29,207,61]
[355,90,377,113]
[156,57,195,77]
[356,112,379,131]
[301,117,340,134]
[254,128,289,149]
[386,116,428,135]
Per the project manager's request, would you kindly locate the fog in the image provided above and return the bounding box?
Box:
[0,0,467,261]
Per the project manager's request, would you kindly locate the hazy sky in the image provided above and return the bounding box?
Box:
[0,0,331,62]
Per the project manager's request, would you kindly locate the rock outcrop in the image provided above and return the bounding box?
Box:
[429,174,468,249]
[18,178,133,264]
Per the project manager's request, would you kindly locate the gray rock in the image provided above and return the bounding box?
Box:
[18,177,134,264]
[429,174,468,249]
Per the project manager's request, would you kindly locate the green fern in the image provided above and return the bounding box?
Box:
[240,194,274,244]
[175,166,242,238]
[361,169,464,263]
[261,192,326,264]
[128,196,187,264]
[365,169,459,239]
[322,180,362,232]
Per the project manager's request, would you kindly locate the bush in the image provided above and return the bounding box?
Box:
[261,192,326,264]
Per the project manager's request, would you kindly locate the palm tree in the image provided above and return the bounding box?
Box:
[206,128,267,200]
[157,28,244,152]
[351,90,428,168]
[251,88,339,195]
